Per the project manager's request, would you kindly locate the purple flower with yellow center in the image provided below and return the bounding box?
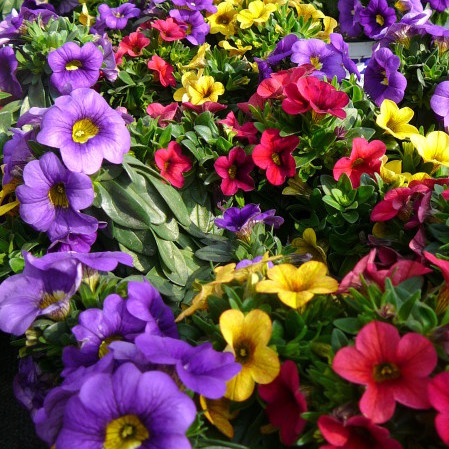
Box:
[169,9,210,45]
[0,251,82,335]
[431,81,449,129]
[2,128,34,184]
[359,0,397,39]
[98,2,140,30]
[55,363,196,449]
[338,0,362,37]
[15,152,98,241]
[0,46,22,98]
[329,33,361,79]
[36,88,131,174]
[172,0,217,13]
[364,47,407,106]
[291,39,346,82]
[48,42,103,94]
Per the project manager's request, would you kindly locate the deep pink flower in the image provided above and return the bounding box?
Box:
[152,18,186,41]
[146,102,178,127]
[119,32,150,57]
[334,138,386,188]
[258,360,307,446]
[237,92,265,115]
[155,141,192,188]
[333,321,437,424]
[214,147,254,196]
[252,129,299,186]
[428,372,449,446]
[219,111,258,144]
[424,251,449,284]
[148,55,176,87]
[318,415,403,449]
[182,102,227,113]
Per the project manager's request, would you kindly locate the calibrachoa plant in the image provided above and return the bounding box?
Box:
[1,0,449,448]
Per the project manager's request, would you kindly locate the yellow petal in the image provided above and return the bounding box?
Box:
[219,309,245,347]
[225,368,255,401]
[278,290,314,308]
[241,309,272,347]
[266,264,298,287]
[250,345,280,384]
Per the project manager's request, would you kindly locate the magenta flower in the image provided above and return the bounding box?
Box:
[155,141,192,188]
[428,372,449,446]
[219,111,258,144]
[146,102,178,127]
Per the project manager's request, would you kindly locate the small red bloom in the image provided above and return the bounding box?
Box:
[182,102,227,113]
[119,32,150,57]
[318,415,403,449]
[252,128,299,186]
[148,55,176,88]
[333,321,437,424]
[214,147,254,196]
[146,102,178,127]
[155,141,192,188]
[258,360,307,446]
[219,111,258,144]
[424,251,449,284]
[428,372,449,446]
[152,18,186,41]
[333,138,386,188]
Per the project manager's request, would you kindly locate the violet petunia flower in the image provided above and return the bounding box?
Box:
[359,0,397,39]
[431,81,449,129]
[36,88,131,174]
[267,34,299,66]
[98,3,140,30]
[48,42,103,94]
[57,0,80,14]
[20,0,58,23]
[93,34,118,82]
[172,0,217,13]
[15,152,98,241]
[0,9,22,45]
[338,0,362,37]
[364,47,407,107]
[169,9,210,45]
[236,255,274,269]
[17,106,47,127]
[291,39,346,82]
[55,363,196,449]
[394,0,423,13]
[329,33,361,79]
[0,46,22,98]
[429,0,449,12]
[47,231,98,253]
[135,334,241,399]
[254,58,272,82]
[2,129,34,184]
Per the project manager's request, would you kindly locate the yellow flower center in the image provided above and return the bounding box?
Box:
[217,15,230,25]
[380,71,389,86]
[72,119,99,143]
[228,165,237,179]
[394,1,407,12]
[235,342,251,364]
[104,415,149,449]
[372,363,401,382]
[39,291,70,320]
[98,335,124,359]
[271,153,281,166]
[114,12,123,18]
[376,14,385,26]
[310,56,323,70]
[48,183,69,208]
[65,60,82,71]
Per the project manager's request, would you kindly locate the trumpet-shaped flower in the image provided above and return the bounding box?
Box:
[236,1,277,29]
[147,55,176,87]
[220,309,280,402]
[208,2,237,35]
[256,262,338,308]
[155,141,192,188]
[186,75,224,105]
[333,321,437,423]
[97,3,140,30]
[118,31,150,57]
[359,0,396,39]
[376,99,419,140]
[169,10,210,46]
[152,17,186,41]
[291,228,327,262]
[146,102,178,127]
[410,131,449,167]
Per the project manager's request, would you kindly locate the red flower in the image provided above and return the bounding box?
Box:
[214,147,255,196]
[428,372,449,446]
[258,361,307,446]
[252,128,299,186]
[333,138,386,188]
[282,82,311,115]
[424,251,449,284]
[155,141,192,188]
[333,321,437,424]
[119,32,150,57]
[318,415,403,449]
[237,92,265,115]
[219,111,258,144]
[146,102,178,127]
[147,55,176,87]
[182,102,227,113]
[152,18,186,41]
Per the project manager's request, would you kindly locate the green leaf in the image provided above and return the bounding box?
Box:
[151,216,180,241]
[153,236,189,285]
[333,317,361,334]
[112,225,157,256]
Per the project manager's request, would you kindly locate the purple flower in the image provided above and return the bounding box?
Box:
[359,0,397,39]
[20,0,57,22]
[0,46,22,98]
[236,255,274,269]
[376,21,426,48]
[98,3,140,30]
[291,39,346,82]
[394,0,423,13]
[338,0,362,37]
[48,42,103,94]
[16,152,98,241]
[47,231,98,253]
[429,0,449,12]
[17,106,47,127]
[431,81,449,129]
[93,34,118,82]
[0,9,23,45]
[364,47,407,107]
[2,129,33,184]
[57,0,80,14]
[172,0,217,13]
[169,9,210,45]
[135,334,241,399]
[36,88,131,174]
[329,33,361,79]
[0,252,82,335]
[56,363,196,449]
[254,57,272,82]
[267,34,299,66]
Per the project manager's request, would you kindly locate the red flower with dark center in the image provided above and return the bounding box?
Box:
[152,18,186,41]
[428,372,449,446]
[146,102,178,127]
[258,360,307,446]
[318,415,403,449]
[333,321,437,424]
[333,138,386,188]
[119,32,150,57]
[219,112,258,144]
[147,55,176,87]
[214,147,255,196]
[252,128,299,186]
[155,141,192,188]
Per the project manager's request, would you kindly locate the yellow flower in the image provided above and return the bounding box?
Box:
[410,131,449,167]
[219,39,252,56]
[376,99,419,140]
[264,0,287,5]
[256,261,338,309]
[207,2,237,36]
[316,16,337,42]
[220,309,280,401]
[291,228,327,262]
[187,75,225,105]
[234,252,282,282]
[181,43,210,70]
[380,156,429,186]
[173,70,202,103]
[236,1,277,29]
[199,396,238,438]
[290,2,324,21]
[79,3,95,27]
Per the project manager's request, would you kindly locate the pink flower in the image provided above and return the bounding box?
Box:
[424,251,449,284]
[333,321,437,424]
[152,18,186,41]
[155,141,192,188]
[428,372,449,446]
[182,102,227,113]
[219,111,258,144]
[146,102,178,127]
[333,138,386,188]
[252,128,299,186]
[147,55,176,87]
[237,92,265,115]
[214,147,254,196]
[119,32,150,57]
[318,415,403,449]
